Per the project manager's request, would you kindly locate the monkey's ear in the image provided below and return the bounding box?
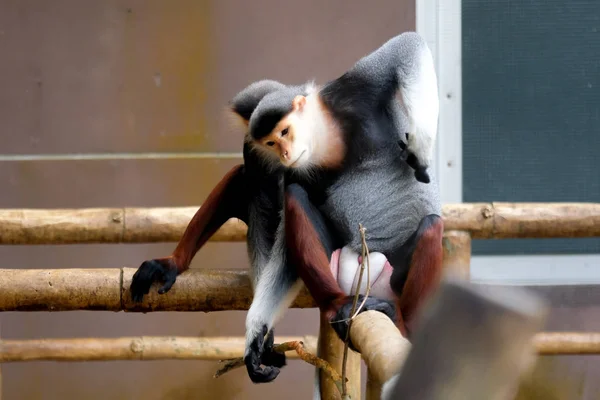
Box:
[292,95,306,111]
[230,80,287,123]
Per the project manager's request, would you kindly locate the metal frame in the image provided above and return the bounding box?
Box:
[415,0,600,285]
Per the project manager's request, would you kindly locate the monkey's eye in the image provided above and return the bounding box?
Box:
[281,128,289,136]
[266,141,275,147]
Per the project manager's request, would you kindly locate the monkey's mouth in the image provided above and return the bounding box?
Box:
[289,150,307,167]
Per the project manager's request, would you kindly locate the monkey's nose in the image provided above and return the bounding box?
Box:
[282,151,289,160]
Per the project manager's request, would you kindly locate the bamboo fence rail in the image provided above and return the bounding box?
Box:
[2,332,594,363]
[0,268,315,312]
[1,202,599,245]
[2,202,600,398]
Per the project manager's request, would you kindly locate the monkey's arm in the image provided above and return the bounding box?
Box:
[130,164,248,302]
[330,32,439,183]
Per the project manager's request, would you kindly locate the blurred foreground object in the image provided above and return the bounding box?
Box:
[381,278,548,400]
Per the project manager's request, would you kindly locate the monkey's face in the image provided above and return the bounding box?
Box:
[257,95,312,169]
[258,115,308,168]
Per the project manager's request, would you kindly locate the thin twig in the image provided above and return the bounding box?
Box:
[213,357,244,378]
[351,225,372,320]
[214,341,345,396]
[340,223,372,399]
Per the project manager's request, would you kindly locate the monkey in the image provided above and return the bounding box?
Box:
[130,31,443,385]
[235,30,444,375]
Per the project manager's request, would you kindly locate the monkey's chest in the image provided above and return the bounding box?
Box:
[318,165,415,254]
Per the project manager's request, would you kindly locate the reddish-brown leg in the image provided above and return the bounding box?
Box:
[284,184,346,317]
[396,215,444,337]
[284,184,396,344]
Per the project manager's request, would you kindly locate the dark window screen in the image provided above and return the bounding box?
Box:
[462,0,600,255]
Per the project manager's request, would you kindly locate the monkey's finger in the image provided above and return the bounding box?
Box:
[262,350,287,368]
[254,366,280,383]
[261,329,286,368]
[245,359,281,383]
[157,268,178,294]
[130,260,160,302]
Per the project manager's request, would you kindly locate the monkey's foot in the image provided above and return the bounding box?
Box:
[330,295,396,351]
[245,325,286,383]
[130,258,178,303]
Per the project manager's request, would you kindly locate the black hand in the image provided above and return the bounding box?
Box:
[261,329,286,368]
[244,325,283,383]
[130,258,178,303]
[414,167,431,184]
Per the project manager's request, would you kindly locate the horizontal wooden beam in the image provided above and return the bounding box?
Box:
[1,202,599,245]
[1,332,597,363]
[0,207,246,245]
[0,268,316,312]
[534,332,600,355]
[0,336,318,362]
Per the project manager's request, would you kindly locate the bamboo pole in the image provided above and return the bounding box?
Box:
[0,207,245,245]
[533,332,600,355]
[346,311,411,400]
[0,268,316,312]
[0,331,598,363]
[0,336,317,362]
[0,319,2,400]
[318,314,361,400]
[1,202,599,244]
[442,230,472,281]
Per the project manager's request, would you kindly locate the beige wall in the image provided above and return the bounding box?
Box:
[0,1,415,399]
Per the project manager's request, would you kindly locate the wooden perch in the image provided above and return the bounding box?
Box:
[1,332,599,363]
[1,202,598,244]
[1,268,600,357]
[534,332,600,355]
[0,336,317,362]
[346,311,412,400]
[383,279,548,400]
[0,268,315,312]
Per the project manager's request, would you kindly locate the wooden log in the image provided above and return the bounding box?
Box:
[382,279,548,400]
[317,314,361,400]
[0,207,246,244]
[1,331,598,363]
[0,320,2,400]
[346,311,411,400]
[0,268,316,312]
[442,202,600,239]
[0,268,122,311]
[442,230,471,280]
[122,207,247,243]
[1,202,599,244]
[534,332,600,355]
[0,336,317,362]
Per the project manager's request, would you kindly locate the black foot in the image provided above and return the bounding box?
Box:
[330,295,396,351]
[245,325,286,383]
[130,258,178,303]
